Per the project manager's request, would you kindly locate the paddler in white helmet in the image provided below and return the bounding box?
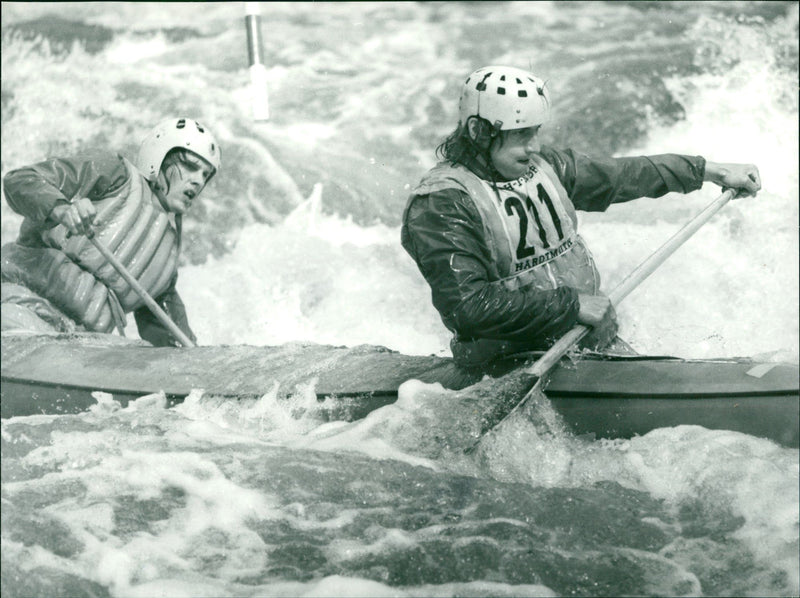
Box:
[402,65,761,370]
[1,118,220,346]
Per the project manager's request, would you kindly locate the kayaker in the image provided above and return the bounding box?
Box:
[1,117,220,347]
[401,65,761,370]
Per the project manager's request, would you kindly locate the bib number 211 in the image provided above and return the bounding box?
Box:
[504,183,564,260]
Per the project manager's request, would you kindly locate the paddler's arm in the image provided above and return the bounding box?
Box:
[401,190,580,345]
[538,146,706,211]
[134,279,197,348]
[2,154,129,226]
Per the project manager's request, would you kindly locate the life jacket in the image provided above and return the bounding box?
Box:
[412,155,600,295]
[410,156,601,368]
[1,158,179,332]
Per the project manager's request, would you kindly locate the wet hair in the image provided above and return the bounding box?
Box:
[436,116,507,177]
[160,148,187,192]
[156,148,204,195]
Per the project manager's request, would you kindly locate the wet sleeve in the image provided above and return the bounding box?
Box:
[2,154,129,225]
[540,146,706,212]
[401,189,580,344]
[134,279,197,348]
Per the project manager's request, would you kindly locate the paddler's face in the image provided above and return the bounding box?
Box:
[157,150,215,214]
[490,126,541,180]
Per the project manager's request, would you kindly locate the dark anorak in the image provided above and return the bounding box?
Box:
[401,147,705,358]
[2,154,196,347]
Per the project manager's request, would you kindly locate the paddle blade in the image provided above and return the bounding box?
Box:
[476,370,541,437]
[463,370,540,454]
[464,370,579,455]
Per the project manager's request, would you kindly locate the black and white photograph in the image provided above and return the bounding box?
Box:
[1,1,798,596]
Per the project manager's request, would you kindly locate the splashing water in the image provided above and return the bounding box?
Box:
[2,2,798,597]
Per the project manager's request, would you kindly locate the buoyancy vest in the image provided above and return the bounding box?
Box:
[412,155,600,295]
[410,156,602,369]
[2,158,179,332]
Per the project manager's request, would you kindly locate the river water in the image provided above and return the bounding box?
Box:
[1,2,798,596]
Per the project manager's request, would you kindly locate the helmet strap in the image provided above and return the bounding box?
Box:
[149,176,170,211]
[466,116,495,149]
[465,116,504,181]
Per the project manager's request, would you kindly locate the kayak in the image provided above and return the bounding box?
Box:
[1,332,798,447]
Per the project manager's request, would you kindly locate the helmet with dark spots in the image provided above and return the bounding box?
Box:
[135,118,221,181]
[458,65,550,131]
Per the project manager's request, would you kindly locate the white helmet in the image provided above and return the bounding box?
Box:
[458,66,550,131]
[135,118,221,181]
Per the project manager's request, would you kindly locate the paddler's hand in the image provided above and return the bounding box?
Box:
[51,198,97,237]
[704,161,761,198]
[577,293,618,350]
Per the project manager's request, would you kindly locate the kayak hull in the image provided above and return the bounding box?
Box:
[549,394,798,447]
[2,333,798,446]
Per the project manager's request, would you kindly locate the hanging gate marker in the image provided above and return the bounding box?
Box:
[245,2,269,121]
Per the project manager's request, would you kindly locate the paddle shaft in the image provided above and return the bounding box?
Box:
[481,188,737,439]
[86,233,197,348]
[528,188,736,378]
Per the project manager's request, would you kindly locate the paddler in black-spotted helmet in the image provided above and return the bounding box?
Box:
[136,117,220,215]
[1,118,221,347]
[401,65,761,371]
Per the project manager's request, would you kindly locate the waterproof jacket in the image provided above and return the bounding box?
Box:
[401,146,705,364]
[2,153,195,347]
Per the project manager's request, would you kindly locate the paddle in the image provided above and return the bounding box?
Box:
[86,230,197,348]
[468,188,737,450]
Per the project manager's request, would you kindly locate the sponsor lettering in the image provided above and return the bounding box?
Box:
[514,238,573,272]
[497,164,538,191]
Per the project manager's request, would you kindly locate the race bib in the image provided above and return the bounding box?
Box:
[482,164,577,275]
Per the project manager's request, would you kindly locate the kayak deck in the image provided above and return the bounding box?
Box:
[2,333,798,446]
